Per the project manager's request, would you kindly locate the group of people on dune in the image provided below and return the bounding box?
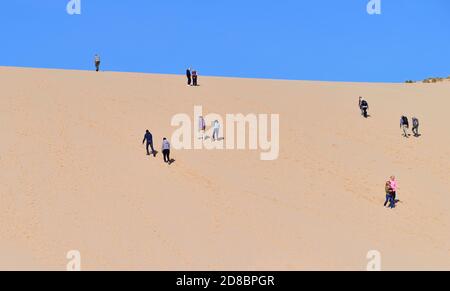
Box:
[198,116,221,141]
[400,115,420,138]
[94,55,200,87]
[142,130,173,165]
[186,68,199,86]
[384,176,399,209]
[358,96,420,138]
[358,96,422,209]
[92,56,196,166]
[94,55,416,208]
[141,117,222,166]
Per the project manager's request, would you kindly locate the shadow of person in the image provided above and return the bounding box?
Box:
[168,159,176,165]
[152,151,158,157]
[217,137,225,141]
[414,134,422,138]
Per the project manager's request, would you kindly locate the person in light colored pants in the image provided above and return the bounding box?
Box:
[212,120,220,141]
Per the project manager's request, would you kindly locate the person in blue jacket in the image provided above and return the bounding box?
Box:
[143,130,156,157]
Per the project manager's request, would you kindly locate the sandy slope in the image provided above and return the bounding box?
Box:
[0,67,449,270]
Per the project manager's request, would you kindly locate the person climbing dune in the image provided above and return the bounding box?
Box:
[400,116,409,137]
[162,138,172,164]
[412,117,420,137]
[142,130,156,157]
[360,98,369,118]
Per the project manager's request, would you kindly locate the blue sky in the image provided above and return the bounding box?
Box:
[0,0,449,82]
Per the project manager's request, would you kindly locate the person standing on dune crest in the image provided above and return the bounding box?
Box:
[94,54,101,72]
[192,69,198,86]
[186,68,192,86]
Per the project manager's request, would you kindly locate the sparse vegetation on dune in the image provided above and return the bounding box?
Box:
[423,77,444,83]
[405,76,450,84]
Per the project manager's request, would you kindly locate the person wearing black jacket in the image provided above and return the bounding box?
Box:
[400,116,409,137]
[186,68,192,86]
[192,70,198,86]
[360,99,369,118]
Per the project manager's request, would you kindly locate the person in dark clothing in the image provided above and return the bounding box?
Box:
[360,99,369,118]
[192,70,198,86]
[94,54,101,72]
[412,117,420,137]
[162,138,171,164]
[142,130,155,156]
[400,116,409,137]
[186,68,192,86]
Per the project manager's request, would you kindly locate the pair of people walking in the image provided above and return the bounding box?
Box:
[142,130,173,165]
[384,176,399,209]
[359,96,369,118]
[198,116,221,141]
[400,116,420,137]
[186,68,198,86]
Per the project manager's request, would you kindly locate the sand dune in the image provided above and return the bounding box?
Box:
[0,67,449,270]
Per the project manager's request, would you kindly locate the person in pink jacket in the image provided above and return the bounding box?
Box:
[389,176,398,202]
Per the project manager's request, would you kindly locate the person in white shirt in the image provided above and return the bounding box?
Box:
[212,120,220,141]
[161,138,172,164]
